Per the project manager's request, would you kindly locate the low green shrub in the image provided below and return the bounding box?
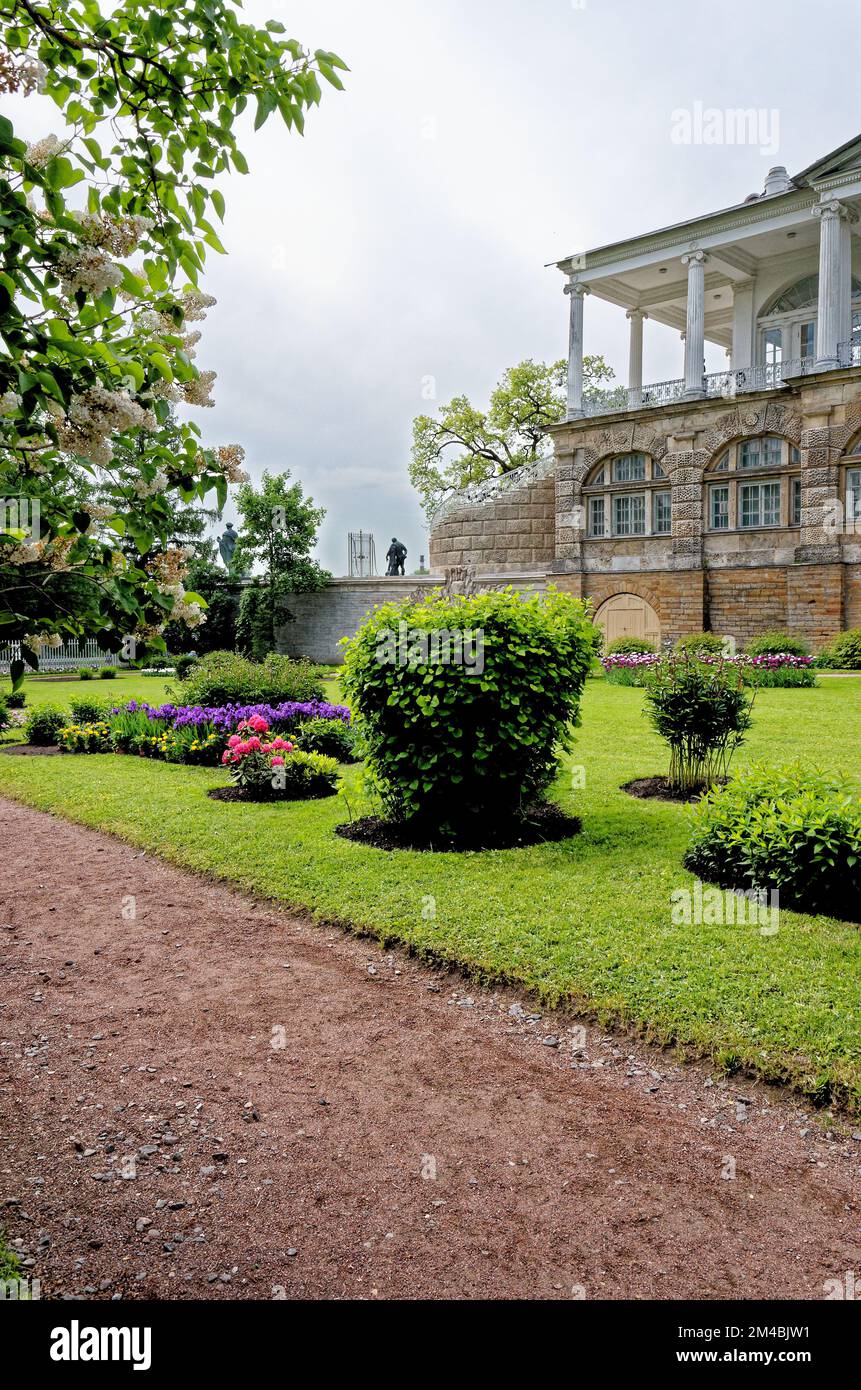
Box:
[606,636,656,655]
[685,764,861,918]
[69,695,110,724]
[174,653,199,681]
[0,697,8,730]
[178,650,324,707]
[818,628,861,670]
[643,654,753,796]
[98,666,117,679]
[6,691,26,708]
[78,667,94,681]
[674,632,728,657]
[270,748,339,800]
[342,587,599,835]
[746,630,809,658]
[24,705,68,745]
[292,716,359,763]
[57,720,112,754]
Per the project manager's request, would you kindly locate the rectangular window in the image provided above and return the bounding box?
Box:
[800,321,815,359]
[739,439,760,469]
[612,493,646,536]
[740,481,781,528]
[792,477,802,526]
[588,496,605,537]
[710,485,729,530]
[739,436,782,470]
[847,468,861,525]
[612,453,646,483]
[652,490,671,534]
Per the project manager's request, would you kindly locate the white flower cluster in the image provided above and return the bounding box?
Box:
[75,212,153,257]
[25,133,61,168]
[24,631,62,649]
[58,386,156,466]
[7,535,76,572]
[181,289,217,322]
[216,444,249,484]
[58,244,123,299]
[0,391,22,417]
[182,369,216,408]
[132,468,168,499]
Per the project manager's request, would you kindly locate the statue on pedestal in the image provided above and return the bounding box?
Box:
[385,537,407,576]
[218,521,238,570]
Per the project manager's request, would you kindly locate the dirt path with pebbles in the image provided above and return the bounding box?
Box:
[1,797,860,1301]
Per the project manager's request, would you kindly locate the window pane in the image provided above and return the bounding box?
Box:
[612,452,646,482]
[847,469,861,523]
[762,436,782,469]
[740,483,760,527]
[612,492,646,535]
[711,485,729,530]
[630,494,646,534]
[792,477,802,525]
[588,497,605,536]
[764,327,782,364]
[801,321,815,359]
[653,490,671,533]
[762,481,781,526]
[652,459,666,479]
[713,451,729,471]
[739,440,760,469]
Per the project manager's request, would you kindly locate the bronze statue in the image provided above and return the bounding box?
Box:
[218,521,238,570]
[385,536,407,576]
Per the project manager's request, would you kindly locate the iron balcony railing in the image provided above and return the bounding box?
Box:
[579,341,861,420]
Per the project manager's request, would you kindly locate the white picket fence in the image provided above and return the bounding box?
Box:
[0,639,120,673]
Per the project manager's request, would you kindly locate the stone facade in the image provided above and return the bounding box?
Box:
[426,368,861,650]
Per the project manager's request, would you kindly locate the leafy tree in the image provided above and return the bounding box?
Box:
[409,357,622,518]
[233,469,329,655]
[0,1,346,686]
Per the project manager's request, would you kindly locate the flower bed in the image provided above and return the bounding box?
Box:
[105,699,351,764]
[601,652,816,688]
[214,716,339,801]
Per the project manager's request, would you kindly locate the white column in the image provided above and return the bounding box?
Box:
[682,250,707,398]
[626,308,646,408]
[813,200,850,369]
[730,278,755,373]
[564,279,589,418]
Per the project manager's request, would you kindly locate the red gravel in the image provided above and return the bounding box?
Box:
[1,797,860,1301]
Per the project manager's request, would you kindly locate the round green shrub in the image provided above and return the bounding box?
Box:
[674,632,728,657]
[273,748,340,799]
[341,587,599,835]
[24,705,68,745]
[684,764,861,918]
[178,650,324,706]
[292,716,358,762]
[78,667,94,681]
[174,653,199,681]
[98,665,117,679]
[746,630,809,658]
[606,636,656,655]
[6,691,26,709]
[69,695,110,724]
[0,697,8,730]
[818,628,861,670]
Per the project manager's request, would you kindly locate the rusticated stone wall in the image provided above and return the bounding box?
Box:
[428,470,555,574]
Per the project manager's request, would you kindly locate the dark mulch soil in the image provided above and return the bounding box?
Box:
[335,803,581,852]
[0,742,62,756]
[621,775,723,804]
[207,785,335,804]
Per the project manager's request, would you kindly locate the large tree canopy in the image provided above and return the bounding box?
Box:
[0,0,346,685]
[409,356,622,519]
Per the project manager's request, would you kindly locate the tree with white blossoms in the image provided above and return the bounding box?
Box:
[0,1,347,686]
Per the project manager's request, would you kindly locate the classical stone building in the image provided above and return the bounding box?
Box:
[429,136,861,650]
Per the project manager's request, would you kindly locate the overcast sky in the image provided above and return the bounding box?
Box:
[8,0,860,570]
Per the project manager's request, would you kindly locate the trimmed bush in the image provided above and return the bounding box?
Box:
[746,630,809,659]
[178,650,324,707]
[292,715,359,763]
[606,636,656,655]
[174,653,199,681]
[69,695,110,724]
[674,632,727,657]
[685,764,861,918]
[644,654,752,796]
[78,667,94,680]
[342,587,599,834]
[818,628,861,670]
[0,697,8,730]
[98,665,117,679]
[6,691,26,708]
[24,705,67,745]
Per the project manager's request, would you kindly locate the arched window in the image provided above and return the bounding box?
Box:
[705,437,801,533]
[584,453,671,538]
[757,275,861,372]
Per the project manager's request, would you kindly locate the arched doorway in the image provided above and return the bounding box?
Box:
[594,593,661,650]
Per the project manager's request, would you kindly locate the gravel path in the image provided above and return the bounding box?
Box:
[1,798,860,1301]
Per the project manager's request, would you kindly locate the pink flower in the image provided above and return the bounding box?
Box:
[271,755,284,766]
[249,715,269,733]
[221,750,231,764]
[227,735,241,748]
[247,736,261,751]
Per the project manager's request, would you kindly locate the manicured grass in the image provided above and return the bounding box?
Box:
[1,679,860,1110]
[2,671,175,715]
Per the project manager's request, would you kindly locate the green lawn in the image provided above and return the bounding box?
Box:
[3,671,175,714]
[1,676,860,1111]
